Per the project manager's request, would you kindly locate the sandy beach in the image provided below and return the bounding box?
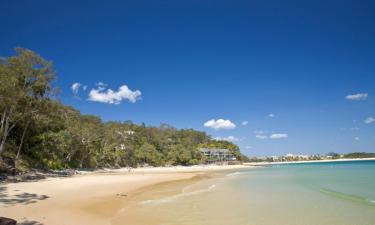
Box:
[0,164,249,225]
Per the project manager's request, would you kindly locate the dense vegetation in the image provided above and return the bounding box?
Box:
[343,152,375,159]
[0,48,246,173]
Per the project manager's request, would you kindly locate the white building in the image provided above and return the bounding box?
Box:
[200,148,236,162]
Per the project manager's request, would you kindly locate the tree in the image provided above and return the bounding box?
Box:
[0,47,55,156]
[326,152,340,159]
[0,47,246,172]
[135,143,163,166]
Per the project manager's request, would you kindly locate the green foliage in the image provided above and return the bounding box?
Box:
[326,152,340,159]
[343,152,375,159]
[135,143,163,166]
[0,48,246,171]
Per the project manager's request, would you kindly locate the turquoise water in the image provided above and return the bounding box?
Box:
[275,160,375,206]
[116,160,375,225]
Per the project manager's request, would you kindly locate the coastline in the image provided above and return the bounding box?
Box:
[0,164,251,225]
[243,157,375,166]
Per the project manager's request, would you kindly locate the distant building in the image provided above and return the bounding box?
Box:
[115,130,135,135]
[299,155,310,159]
[124,130,135,135]
[283,154,311,161]
[200,148,236,163]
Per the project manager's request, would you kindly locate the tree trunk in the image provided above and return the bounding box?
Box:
[0,134,6,154]
[0,112,15,155]
[0,118,9,154]
[0,111,6,132]
[16,123,29,160]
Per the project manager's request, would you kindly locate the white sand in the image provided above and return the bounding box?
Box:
[0,164,251,225]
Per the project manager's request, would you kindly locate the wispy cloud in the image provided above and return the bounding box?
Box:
[255,135,268,139]
[241,121,248,126]
[254,130,267,134]
[268,113,275,118]
[346,93,368,101]
[96,81,108,87]
[269,133,288,139]
[88,84,142,104]
[245,146,253,150]
[365,117,375,124]
[215,136,241,142]
[204,119,236,130]
[354,137,360,141]
[71,82,82,95]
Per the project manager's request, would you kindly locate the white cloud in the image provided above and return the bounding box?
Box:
[225,136,240,142]
[82,85,88,91]
[365,117,375,124]
[97,81,107,87]
[354,137,360,141]
[216,136,241,142]
[88,84,142,104]
[270,133,288,139]
[268,113,275,118]
[254,130,267,134]
[241,121,249,126]
[204,119,236,130]
[71,82,81,95]
[255,135,268,139]
[346,93,368,101]
[245,146,253,150]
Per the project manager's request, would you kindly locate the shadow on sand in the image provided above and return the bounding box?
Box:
[17,221,44,225]
[0,186,49,206]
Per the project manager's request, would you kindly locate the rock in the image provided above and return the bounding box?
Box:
[0,217,17,225]
[0,156,16,175]
[116,193,127,197]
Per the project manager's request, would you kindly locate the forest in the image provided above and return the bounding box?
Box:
[0,48,246,174]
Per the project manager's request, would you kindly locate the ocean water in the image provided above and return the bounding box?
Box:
[112,160,375,225]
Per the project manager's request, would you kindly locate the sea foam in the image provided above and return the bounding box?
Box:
[140,184,217,205]
[226,171,246,177]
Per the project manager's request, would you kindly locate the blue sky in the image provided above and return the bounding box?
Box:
[1,0,374,156]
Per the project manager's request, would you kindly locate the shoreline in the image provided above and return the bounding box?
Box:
[244,157,375,166]
[0,164,252,184]
[0,164,251,225]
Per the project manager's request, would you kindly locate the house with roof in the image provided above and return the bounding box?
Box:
[200,148,236,163]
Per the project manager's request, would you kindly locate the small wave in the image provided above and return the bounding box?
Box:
[226,171,250,177]
[140,184,217,205]
[226,172,243,177]
[319,188,375,207]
